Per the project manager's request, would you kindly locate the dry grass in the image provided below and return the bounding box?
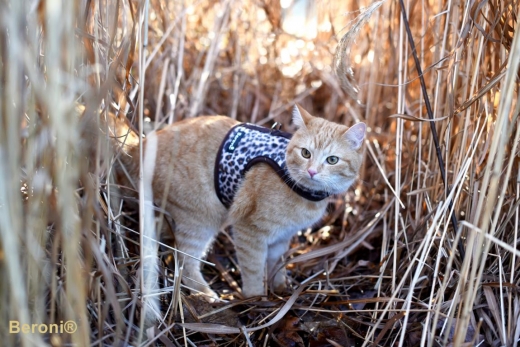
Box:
[0,0,519,346]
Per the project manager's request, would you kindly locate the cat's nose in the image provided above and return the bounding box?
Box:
[308,169,317,178]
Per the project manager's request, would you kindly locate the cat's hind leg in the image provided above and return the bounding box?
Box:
[174,223,219,301]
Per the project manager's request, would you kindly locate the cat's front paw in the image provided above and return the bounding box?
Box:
[272,271,288,294]
[242,283,266,298]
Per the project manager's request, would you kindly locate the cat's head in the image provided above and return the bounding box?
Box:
[285,104,366,194]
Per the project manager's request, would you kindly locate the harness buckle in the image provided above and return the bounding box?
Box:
[270,122,282,133]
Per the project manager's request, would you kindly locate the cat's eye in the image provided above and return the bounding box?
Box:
[301,148,311,158]
[326,156,339,165]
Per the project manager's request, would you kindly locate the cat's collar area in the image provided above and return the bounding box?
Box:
[279,167,331,202]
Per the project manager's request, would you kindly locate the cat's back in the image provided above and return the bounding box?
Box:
[159,115,238,149]
[153,115,239,176]
[153,115,239,163]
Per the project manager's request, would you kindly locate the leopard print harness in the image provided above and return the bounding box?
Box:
[214,123,330,208]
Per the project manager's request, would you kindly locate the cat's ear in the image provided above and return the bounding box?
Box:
[292,104,313,129]
[344,122,366,150]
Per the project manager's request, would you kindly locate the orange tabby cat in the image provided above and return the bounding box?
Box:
[92,105,366,300]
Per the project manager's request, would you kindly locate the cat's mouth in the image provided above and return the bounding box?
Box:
[286,166,356,195]
[287,168,330,192]
[302,175,330,191]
